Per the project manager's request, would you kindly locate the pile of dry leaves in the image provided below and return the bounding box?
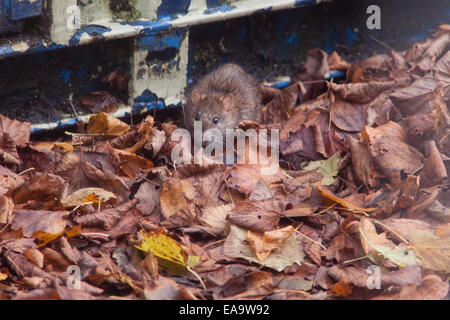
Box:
[0,25,449,300]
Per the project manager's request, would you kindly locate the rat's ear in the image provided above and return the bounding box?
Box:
[222,93,234,111]
[191,90,202,104]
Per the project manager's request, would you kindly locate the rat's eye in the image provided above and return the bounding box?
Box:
[195,113,201,121]
[213,117,219,124]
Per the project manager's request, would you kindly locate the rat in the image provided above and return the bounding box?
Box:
[184,63,262,139]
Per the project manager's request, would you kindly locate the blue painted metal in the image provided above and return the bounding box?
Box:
[204,4,235,15]
[294,0,318,7]
[10,0,43,20]
[69,25,112,46]
[269,70,346,89]
[134,27,187,110]
[133,89,167,114]
[0,0,22,33]
[157,0,191,19]
[0,0,42,34]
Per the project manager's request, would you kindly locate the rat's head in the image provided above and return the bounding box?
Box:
[185,89,238,136]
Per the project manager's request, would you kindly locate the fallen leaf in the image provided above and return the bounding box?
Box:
[359,218,422,267]
[373,274,449,300]
[247,225,295,261]
[135,231,199,274]
[79,91,122,114]
[11,210,68,238]
[61,188,118,208]
[303,152,340,186]
[87,112,130,137]
[223,225,305,272]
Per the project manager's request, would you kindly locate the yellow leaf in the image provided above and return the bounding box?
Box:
[135,231,200,272]
[34,231,61,247]
[65,224,82,238]
[0,272,8,281]
[318,182,377,213]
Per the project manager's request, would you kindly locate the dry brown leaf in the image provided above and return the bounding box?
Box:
[361,121,424,185]
[247,225,295,261]
[0,195,14,226]
[11,210,68,238]
[373,275,449,300]
[79,91,122,114]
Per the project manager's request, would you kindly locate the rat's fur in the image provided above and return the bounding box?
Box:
[184,64,262,137]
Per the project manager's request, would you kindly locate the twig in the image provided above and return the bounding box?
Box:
[81,232,110,238]
[69,101,80,120]
[294,229,326,251]
[373,219,410,245]
[18,167,35,176]
[70,201,94,213]
[343,255,370,265]
[368,34,395,52]
[65,131,105,137]
[181,97,186,127]
[135,173,162,188]
[202,239,225,249]
[312,203,337,216]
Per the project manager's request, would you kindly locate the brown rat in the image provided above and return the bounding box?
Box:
[184,63,262,137]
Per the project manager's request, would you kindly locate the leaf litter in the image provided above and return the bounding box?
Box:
[0,27,450,300]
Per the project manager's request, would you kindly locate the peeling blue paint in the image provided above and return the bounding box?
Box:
[271,70,345,89]
[271,80,291,89]
[204,4,235,15]
[205,0,223,8]
[0,0,43,34]
[138,32,182,51]
[121,19,172,34]
[133,89,166,113]
[327,70,345,78]
[157,0,191,19]
[10,0,43,21]
[69,25,112,46]
[0,0,22,33]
